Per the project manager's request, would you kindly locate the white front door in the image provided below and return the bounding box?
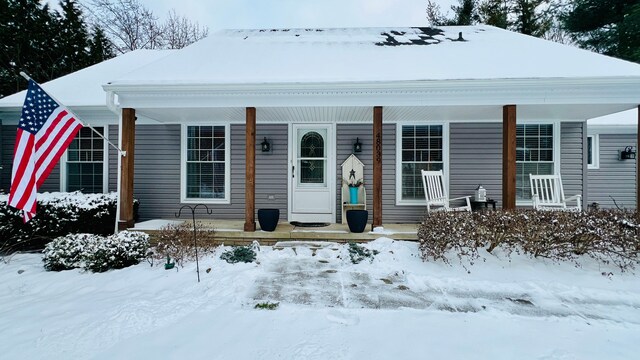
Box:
[289,124,335,222]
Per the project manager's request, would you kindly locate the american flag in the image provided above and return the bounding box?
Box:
[8,80,83,222]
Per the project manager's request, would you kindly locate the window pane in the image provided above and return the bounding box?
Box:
[300,160,324,184]
[587,137,593,165]
[200,126,212,138]
[415,126,428,137]
[300,132,324,158]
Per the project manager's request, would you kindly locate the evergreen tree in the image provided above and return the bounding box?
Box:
[54,0,91,77]
[0,0,115,98]
[0,0,58,97]
[452,0,480,25]
[427,0,480,26]
[563,0,640,63]
[88,26,115,64]
[478,0,510,29]
[426,0,554,39]
[512,0,551,37]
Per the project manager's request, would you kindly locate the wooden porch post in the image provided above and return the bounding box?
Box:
[637,105,639,222]
[244,107,256,232]
[502,105,517,210]
[118,108,136,230]
[373,106,383,227]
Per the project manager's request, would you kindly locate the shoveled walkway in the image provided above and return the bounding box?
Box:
[247,241,640,324]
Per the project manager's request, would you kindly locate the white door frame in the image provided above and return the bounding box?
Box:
[287,123,336,223]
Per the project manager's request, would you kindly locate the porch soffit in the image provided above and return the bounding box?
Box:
[135,104,634,124]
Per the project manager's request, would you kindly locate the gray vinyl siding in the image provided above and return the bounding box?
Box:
[560,122,584,206]
[588,133,636,209]
[336,124,373,223]
[108,123,288,221]
[255,124,288,220]
[0,125,60,193]
[108,124,182,220]
[449,123,502,207]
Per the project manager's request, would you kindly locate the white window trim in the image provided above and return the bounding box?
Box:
[180,123,231,204]
[516,120,561,206]
[60,125,109,193]
[395,122,450,206]
[587,134,600,170]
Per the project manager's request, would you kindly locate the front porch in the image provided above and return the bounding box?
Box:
[132,219,418,246]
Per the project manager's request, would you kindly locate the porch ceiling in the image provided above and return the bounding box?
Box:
[135,104,635,124]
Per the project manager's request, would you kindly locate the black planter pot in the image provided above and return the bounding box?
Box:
[346,210,368,233]
[258,209,280,232]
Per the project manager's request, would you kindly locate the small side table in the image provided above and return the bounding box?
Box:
[470,199,497,212]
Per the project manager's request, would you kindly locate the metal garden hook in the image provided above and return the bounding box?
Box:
[175,204,213,283]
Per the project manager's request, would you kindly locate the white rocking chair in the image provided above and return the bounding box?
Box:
[420,170,471,212]
[529,174,582,211]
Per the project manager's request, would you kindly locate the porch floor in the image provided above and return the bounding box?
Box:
[131,219,419,245]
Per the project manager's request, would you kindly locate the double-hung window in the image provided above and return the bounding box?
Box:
[516,123,555,201]
[64,126,106,193]
[182,125,230,203]
[398,124,444,203]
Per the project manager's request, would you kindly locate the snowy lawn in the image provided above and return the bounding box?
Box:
[1,237,639,359]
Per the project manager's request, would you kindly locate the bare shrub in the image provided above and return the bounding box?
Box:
[418,209,640,272]
[153,222,215,267]
[418,211,484,269]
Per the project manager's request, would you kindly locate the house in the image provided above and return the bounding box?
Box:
[1,26,640,231]
[587,109,638,209]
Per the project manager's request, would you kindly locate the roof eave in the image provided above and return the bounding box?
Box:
[104,76,640,108]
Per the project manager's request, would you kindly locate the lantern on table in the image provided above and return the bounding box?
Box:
[474,185,487,202]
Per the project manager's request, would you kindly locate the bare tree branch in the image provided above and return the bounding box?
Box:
[161,10,209,49]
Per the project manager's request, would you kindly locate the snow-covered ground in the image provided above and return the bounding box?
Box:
[1,238,639,359]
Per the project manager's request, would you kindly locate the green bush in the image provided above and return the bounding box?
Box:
[418,209,640,271]
[84,231,150,273]
[220,245,256,264]
[0,192,138,253]
[348,242,379,264]
[42,233,98,271]
[42,231,149,272]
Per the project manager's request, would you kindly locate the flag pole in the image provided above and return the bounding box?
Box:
[19,72,126,157]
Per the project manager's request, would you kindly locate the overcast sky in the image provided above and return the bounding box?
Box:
[77,0,457,31]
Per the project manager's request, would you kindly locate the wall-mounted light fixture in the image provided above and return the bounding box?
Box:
[620,146,636,160]
[261,137,271,152]
[353,137,362,153]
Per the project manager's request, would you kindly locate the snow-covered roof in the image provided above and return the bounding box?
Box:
[0,50,175,107]
[588,109,637,134]
[108,26,640,86]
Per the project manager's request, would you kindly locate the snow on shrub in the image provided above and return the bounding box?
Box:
[84,231,150,273]
[418,209,640,272]
[42,231,149,273]
[42,233,98,271]
[0,192,138,253]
